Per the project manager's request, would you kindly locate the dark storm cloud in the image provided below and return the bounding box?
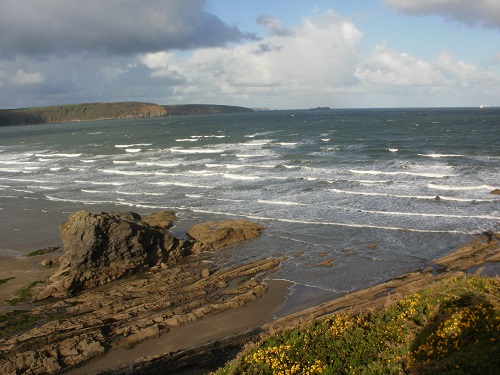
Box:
[384,0,500,30]
[0,0,254,57]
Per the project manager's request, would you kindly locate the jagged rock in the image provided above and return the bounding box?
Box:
[187,220,264,253]
[35,211,186,299]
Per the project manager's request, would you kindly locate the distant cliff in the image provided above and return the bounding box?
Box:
[0,102,254,126]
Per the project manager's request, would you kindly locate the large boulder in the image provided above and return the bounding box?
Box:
[187,220,264,253]
[35,212,265,300]
[37,211,186,299]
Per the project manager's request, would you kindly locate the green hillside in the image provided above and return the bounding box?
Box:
[0,102,253,126]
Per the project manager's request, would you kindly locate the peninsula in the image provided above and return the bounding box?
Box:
[0,102,253,126]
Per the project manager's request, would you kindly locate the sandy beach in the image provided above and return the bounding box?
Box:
[0,253,60,311]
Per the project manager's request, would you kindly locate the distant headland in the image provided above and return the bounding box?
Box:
[0,102,254,126]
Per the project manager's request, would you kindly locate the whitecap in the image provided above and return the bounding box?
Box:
[136,161,180,167]
[170,148,224,154]
[125,148,142,153]
[223,173,261,181]
[100,169,152,176]
[115,144,152,148]
[257,199,306,206]
[418,153,464,158]
[151,181,214,188]
[388,148,399,152]
[427,184,495,191]
[349,169,455,178]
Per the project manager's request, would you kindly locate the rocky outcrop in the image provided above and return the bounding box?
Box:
[34,211,265,300]
[35,211,187,299]
[187,220,264,253]
[0,257,283,375]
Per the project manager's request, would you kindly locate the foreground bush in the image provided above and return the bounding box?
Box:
[214,275,500,374]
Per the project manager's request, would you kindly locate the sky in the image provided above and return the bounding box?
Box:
[0,0,499,109]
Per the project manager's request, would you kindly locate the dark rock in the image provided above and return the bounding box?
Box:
[36,211,186,299]
[490,189,500,195]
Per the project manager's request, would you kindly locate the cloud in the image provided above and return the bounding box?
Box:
[257,15,294,36]
[139,10,364,108]
[384,0,500,29]
[11,69,45,85]
[354,42,500,106]
[0,0,253,57]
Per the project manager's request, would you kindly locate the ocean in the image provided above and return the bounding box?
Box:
[1,107,499,302]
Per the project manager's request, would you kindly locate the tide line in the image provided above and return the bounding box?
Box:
[185,208,471,234]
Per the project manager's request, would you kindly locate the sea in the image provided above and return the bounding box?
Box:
[1,107,499,309]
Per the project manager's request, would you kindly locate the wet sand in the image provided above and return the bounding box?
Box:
[0,254,59,311]
[69,279,291,375]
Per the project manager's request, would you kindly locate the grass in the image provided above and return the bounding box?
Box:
[213,274,500,374]
[26,246,59,257]
[5,281,44,306]
[0,277,15,285]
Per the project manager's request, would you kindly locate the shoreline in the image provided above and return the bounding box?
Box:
[0,231,499,374]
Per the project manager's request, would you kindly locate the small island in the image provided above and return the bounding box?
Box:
[309,106,331,111]
[0,102,254,126]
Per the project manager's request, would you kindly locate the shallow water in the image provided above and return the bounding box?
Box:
[0,108,499,293]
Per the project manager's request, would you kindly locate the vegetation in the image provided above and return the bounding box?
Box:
[0,277,15,285]
[0,102,253,126]
[26,246,59,257]
[213,275,500,374]
[0,310,62,341]
[5,281,44,306]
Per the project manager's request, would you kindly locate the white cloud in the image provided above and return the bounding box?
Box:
[141,10,364,107]
[11,69,44,85]
[384,0,500,29]
[354,42,499,106]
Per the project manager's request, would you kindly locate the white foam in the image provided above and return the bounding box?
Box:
[223,173,261,181]
[125,149,142,153]
[170,148,224,154]
[151,182,214,188]
[81,189,103,194]
[136,161,180,167]
[235,154,269,158]
[388,148,399,152]
[113,160,135,165]
[115,144,152,148]
[176,138,198,142]
[186,209,470,234]
[100,169,164,176]
[418,153,464,158]
[257,199,306,206]
[356,208,499,221]
[428,184,495,191]
[188,170,218,175]
[75,181,125,186]
[328,188,496,202]
[349,169,455,178]
[35,153,81,158]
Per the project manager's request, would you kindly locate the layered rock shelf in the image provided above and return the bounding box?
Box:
[0,210,276,374]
